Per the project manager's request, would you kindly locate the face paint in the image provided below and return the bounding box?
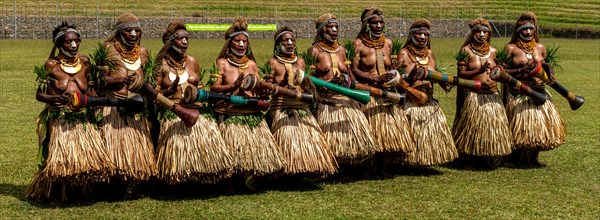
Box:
[280,42,295,55]
[331,26,337,32]
[420,33,425,40]
[60,47,75,58]
[70,41,77,49]
[287,39,292,45]
[171,45,184,54]
[323,33,336,42]
[238,40,244,47]
[181,37,187,44]
[376,22,381,28]
[130,30,137,37]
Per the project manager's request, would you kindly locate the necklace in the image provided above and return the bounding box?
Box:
[113,40,140,63]
[317,41,339,53]
[59,55,82,74]
[276,54,298,64]
[165,53,187,70]
[515,39,535,60]
[227,57,249,68]
[360,33,386,49]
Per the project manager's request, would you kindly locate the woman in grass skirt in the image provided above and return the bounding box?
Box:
[27,22,114,202]
[395,19,458,166]
[154,20,234,185]
[266,26,337,176]
[502,12,565,167]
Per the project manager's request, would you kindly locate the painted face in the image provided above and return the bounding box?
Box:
[368,15,384,38]
[279,32,296,54]
[230,34,248,56]
[171,30,189,53]
[121,27,141,46]
[60,31,80,57]
[323,22,339,42]
[519,25,534,41]
[474,29,490,43]
[412,29,429,48]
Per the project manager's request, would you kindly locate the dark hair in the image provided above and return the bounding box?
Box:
[52,21,79,45]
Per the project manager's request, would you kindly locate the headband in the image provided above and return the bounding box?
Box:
[275,31,294,41]
[167,30,188,42]
[228,31,249,39]
[362,14,384,22]
[410,27,430,34]
[53,28,78,43]
[516,23,535,32]
[317,19,338,31]
[114,22,141,31]
[471,24,490,32]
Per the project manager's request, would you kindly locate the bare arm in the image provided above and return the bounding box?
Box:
[209,59,242,93]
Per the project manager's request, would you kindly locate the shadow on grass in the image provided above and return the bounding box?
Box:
[0,183,27,201]
[151,174,323,200]
[323,162,445,185]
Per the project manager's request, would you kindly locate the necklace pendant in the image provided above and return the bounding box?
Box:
[122,57,141,71]
[60,62,82,74]
[526,53,533,60]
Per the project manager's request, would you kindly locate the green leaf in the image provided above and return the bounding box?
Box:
[143,51,158,87]
[343,40,355,61]
[391,38,404,56]
[454,48,470,62]
[545,45,562,70]
[258,61,272,78]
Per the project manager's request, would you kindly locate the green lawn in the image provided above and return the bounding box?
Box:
[0,37,598,218]
[3,0,599,30]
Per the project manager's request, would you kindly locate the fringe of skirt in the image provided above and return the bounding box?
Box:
[270,108,338,175]
[218,117,284,176]
[506,92,565,150]
[26,117,113,202]
[363,97,416,154]
[100,106,157,181]
[453,93,513,156]
[316,94,377,164]
[403,100,458,166]
[156,115,233,184]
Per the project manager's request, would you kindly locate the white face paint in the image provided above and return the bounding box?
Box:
[238,40,244,47]
[70,41,77,49]
[323,33,336,43]
[287,39,292,45]
[130,30,137,37]
[376,22,382,28]
[420,33,425,40]
[279,42,295,55]
[171,45,184,54]
[479,31,485,37]
[331,26,337,32]
[59,47,76,58]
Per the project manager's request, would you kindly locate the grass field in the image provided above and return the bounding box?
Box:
[0,37,598,218]
[2,0,599,30]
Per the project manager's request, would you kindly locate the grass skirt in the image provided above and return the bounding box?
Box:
[363,97,416,154]
[101,106,157,181]
[403,100,458,166]
[26,117,114,202]
[218,116,284,176]
[270,108,337,175]
[156,115,233,184]
[316,94,377,164]
[506,92,565,150]
[453,92,513,156]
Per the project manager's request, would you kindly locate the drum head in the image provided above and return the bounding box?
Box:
[242,74,257,91]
